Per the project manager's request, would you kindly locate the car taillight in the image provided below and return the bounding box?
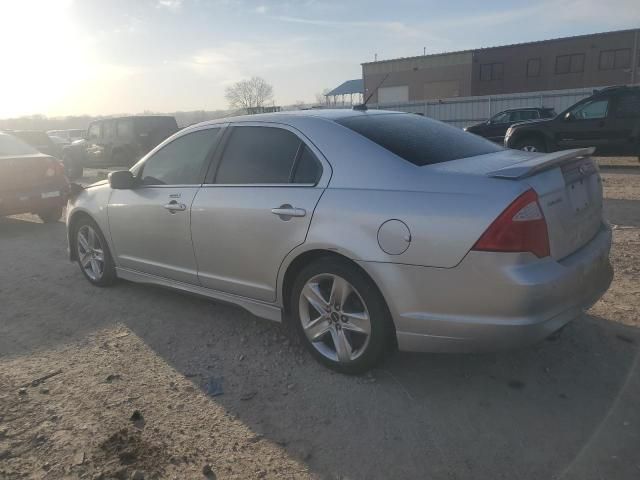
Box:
[472,189,550,258]
[46,158,66,178]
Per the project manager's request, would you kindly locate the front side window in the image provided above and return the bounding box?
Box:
[570,99,609,120]
[491,111,511,124]
[88,123,101,140]
[103,120,115,138]
[215,126,303,184]
[140,128,220,185]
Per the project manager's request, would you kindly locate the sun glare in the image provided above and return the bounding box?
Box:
[0,0,94,118]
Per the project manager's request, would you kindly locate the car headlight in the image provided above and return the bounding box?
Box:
[463,127,468,132]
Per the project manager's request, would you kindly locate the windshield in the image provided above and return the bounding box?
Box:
[336,113,503,166]
[0,133,40,155]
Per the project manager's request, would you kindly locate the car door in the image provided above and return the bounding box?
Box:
[607,92,640,155]
[484,111,512,142]
[107,126,223,284]
[555,97,613,151]
[190,123,329,302]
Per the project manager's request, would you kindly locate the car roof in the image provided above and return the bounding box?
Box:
[91,115,176,123]
[193,108,404,128]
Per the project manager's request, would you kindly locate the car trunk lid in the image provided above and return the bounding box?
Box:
[0,154,56,192]
[487,148,603,260]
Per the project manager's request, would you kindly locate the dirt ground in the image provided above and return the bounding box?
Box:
[0,166,639,480]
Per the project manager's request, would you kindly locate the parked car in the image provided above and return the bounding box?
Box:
[6,130,62,158]
[66,110,612,373]
[47,129,86,143]
[62,116,179,179]
[0,132,69,222]
[464,107,556,143]
[505,86,640,154]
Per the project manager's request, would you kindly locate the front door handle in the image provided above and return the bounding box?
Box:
[164,200,187,213]
[271,204,306,220]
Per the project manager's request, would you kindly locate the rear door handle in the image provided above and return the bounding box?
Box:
[164,200,187,213]
[271,205,306,219]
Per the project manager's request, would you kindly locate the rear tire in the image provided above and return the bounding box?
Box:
[37,206,63,223]
[289,257,394,374]
[72,217,117,286]
[515,137,546,153]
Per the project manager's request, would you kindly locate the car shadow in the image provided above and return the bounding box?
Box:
[1,215,639,479]
[604,198,640,228]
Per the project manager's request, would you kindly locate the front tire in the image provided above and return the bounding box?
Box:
[289,258,394,374]
[73,217,117,286]
[515,137,547,153]
[37,206,63,223]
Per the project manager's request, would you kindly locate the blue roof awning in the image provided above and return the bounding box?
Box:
[325,79,364,96]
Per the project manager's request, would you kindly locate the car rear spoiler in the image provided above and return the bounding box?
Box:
[488,147,595,180]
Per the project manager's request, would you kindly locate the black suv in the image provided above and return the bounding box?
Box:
[63,115,179,178]
[464,107,556,143]
[505,86,640,155]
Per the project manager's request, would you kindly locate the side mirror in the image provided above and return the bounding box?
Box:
[564,112,574,122]
[108,170,135,189]
[486,119,493,125]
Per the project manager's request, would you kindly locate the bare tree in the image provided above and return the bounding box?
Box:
[315,88,330,106]
[225,76,274,111]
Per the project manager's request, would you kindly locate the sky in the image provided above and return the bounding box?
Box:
[0,0,638,118]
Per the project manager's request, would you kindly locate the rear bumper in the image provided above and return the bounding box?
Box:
[0,181,69,217]
[359,223,613,353]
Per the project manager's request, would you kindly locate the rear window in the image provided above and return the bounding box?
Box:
[0,133,39,155]
[335,113,502,166]
[12,131,54,147]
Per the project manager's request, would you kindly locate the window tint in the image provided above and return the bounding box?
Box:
[117,119,134,137]
[141,128,220,185]
[88,123,101,140]
[336,113,503,167]
[570,99,609,120]
[292,146,321,184]
[103,120,115,138]
[491,111,511,124]
[215,127,301,184]
[512,110,539,121]
[526,58,541,77]
[616,93,640,118]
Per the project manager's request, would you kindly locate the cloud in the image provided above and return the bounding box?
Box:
[270,15,425,38]
[254,5,268,14]
[156,0,183,11]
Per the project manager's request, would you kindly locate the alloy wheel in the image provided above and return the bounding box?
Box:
[77,225,105,281]
[298,273,371,363]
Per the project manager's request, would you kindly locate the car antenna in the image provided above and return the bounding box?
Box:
[353,73,390,111]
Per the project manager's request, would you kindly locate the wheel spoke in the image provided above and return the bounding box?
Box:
[302,282,329,316]
[88,228,97,249]
[93,249,104,262]
[331,328,353,362]
[304,317,331,341]
[329,276,352,310]
[78,231,90,252]
[341,311,370,335]
[80,252,92,267]
[90,258,100,275]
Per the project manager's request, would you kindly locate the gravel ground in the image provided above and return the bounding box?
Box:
[0,168,638,480]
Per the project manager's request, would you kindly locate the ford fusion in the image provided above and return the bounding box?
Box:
[66,110,613,373]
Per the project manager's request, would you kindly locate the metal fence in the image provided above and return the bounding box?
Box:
[369,87,597,128]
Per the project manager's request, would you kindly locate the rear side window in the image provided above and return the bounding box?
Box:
[511,110,539,121]
[88,123,101,140]
[215,126,302,184]
[616,93,640,118]
[141,128,220,185]
[335,114,503,166]
[292,146,321,184]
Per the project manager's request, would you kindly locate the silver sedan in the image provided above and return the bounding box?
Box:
[66,109,613,373]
